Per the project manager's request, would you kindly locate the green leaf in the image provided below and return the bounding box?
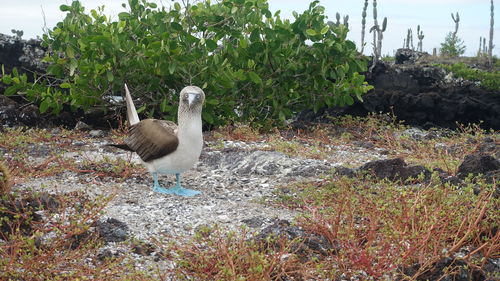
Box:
[250,29,260,42]
[39,99,50,113]
[118,12,130,20]
[278,110,286,121]
[171,22,183,31]
[137,105,146,114]
[160,98,170,112]
[320,26,329,35]
[168,63,176,74]
[248,71,262,84]
[239,38,248,49]
[206,98,219,105]
[174,2,181,11]
[202,111,214,124]
[234,69,246,80]
[66,46,75,58]
[344,95,354,105]
[69,59,78,76]
[59,4,70,11]
[5,85,20,96]
[2,75,12,85]
[249,42,264,53]
[205,39,217,51]
[60,83,71,89]
[306,29,317,36]
[106,71,114,82]
[247,59,255,68]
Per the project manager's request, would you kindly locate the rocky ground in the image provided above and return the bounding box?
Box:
[4,128,387,272]
[1,121,499,279]
[15,130,386,239]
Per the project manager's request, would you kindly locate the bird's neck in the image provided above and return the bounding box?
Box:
[177,113,202,140]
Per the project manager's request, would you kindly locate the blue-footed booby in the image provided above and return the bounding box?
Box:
[108,84,205,196]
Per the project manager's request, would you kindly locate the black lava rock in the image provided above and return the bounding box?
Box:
[359,158,431,181]
[96,218,129,243]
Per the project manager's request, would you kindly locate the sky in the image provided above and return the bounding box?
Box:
[0,0,498,57]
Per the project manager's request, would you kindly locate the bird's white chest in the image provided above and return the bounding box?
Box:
[147,119,203,174]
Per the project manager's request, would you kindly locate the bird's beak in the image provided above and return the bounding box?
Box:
[188,93,197,106]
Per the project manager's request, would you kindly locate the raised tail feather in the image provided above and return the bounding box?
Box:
[125,84,140,126]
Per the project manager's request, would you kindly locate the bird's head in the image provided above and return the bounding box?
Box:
[180,86,205,111]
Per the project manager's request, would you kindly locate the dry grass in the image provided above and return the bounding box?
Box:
[0,190,152,280]
[0,160,12,194]
[159,226,315,280]
[280,175,498,279]
[160,115,498,280]
[0,127,144,184]
[156,174,498,280]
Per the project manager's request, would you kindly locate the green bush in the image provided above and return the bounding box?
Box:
[439,62,500,91]
[440,32,466,57]
[3,0,372,126]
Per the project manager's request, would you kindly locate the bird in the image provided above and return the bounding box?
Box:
[108,84,205,196]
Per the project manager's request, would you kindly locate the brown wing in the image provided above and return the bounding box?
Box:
[125,119,179,162]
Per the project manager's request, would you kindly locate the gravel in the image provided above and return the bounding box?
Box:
[12,132,387,272]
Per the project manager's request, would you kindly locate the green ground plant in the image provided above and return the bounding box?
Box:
[2,0,372,127]
[438,62,500,91]
[162,175,499,280]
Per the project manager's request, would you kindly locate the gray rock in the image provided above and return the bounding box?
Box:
[0,33,47,75]
[89,130,106,138]
[457,153,500,179]
[399,128,428,141]
[395,48,429,65]
[359,158,431,181]
[241,216,267,228]
[74,121,92,131]
[202,150,332,177]
[96,218,129,243]
[353,140,375,149]
[255,219,334,258]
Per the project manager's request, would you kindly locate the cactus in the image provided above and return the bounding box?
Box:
[488,0,494,67]
[332,13,349,29]
[11,29,23,39]
[405,28,414,50]
[343,15,349,29]
[483,37,487,53]
[370,0,387,65]
[410,29,414,50]
[479,36,483,56]
[417,25,424,52]
[451,12,460,41]
[405,28,413,49]
[360,0,369,53]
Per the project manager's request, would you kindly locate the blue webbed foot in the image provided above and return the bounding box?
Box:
[151,172,200,196]
[153,185,201,196]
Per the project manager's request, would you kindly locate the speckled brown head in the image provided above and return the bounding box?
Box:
[179,86,205,115]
